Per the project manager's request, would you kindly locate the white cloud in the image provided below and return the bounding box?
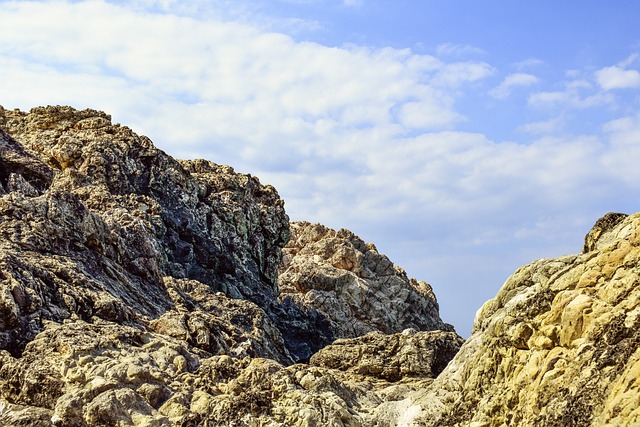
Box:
[431,61,495,88]
[596,66,640,90]
[594,53,640,90]
[517,116,565,134]
[436,43,485,57]
[0,1,497,167]
[528,79,614,109]
[489,73,538,99]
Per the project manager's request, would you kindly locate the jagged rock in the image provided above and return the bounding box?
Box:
[0,318,458,427]
[278,221,453,342]
[0,106,288,299]
[0,106,461,426]
[11,105,638,426]
[404,212,640,426]
[0,105,328,363]
[583,211,628,253]
[152,277,291,362]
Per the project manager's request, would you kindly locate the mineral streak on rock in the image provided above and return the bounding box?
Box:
[0,106,461,426]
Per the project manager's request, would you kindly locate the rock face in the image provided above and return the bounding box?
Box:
[408,212,640,426]
[0,105,293,362]
[0,106,460,426]
[279,222,453,343]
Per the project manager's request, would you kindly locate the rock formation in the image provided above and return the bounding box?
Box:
[1,105,639,426]
[279,221,453,343]
[405,212,640,426]
[0,106,460,426]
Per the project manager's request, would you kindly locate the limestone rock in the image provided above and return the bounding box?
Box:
[409,212,640,426]
[278,221,453,344]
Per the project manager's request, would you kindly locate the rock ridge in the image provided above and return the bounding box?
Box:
[0,105,459,426]
[278,221,453,349]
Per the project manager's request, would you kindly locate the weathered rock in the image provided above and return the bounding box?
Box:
[1,105,289,298]
[0,317,460,427]
[0,105,317,362]
[0,400,54,427]
[0,106,461,426]
[406,212,640,426]
[583,211,628,253]
[3,105,640,426]
[11,105,638,426]
[311,329,464,382]
[152,277,291,363]
[279,221,453,343]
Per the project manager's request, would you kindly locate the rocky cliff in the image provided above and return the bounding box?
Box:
[0,106,460,426]
[1,106,639,426]
[407,211,640,426]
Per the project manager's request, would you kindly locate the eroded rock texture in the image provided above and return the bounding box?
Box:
[409,212,640,426]
[0,106,460,426]
[311,329,464,382]
[0,319,463,427]
[4,105,637,426]
[279,222,453,344]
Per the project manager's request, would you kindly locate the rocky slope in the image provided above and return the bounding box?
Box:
[0,106,460,426]
[406,212,640,426]
[1,105,639,426]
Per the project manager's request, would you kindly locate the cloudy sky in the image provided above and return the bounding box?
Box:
[2,0,640,336]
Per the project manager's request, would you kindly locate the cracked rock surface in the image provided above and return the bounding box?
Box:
[410,212,640,426]
[0,106,460,426]
[3,105,638,426]
[278,221,453,343]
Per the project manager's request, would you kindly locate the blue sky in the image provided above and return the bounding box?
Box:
[2,0,640,336]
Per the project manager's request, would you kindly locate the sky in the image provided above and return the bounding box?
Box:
[1,0,640,337]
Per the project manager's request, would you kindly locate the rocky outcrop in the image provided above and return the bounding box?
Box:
[3,105,638,426]
[0,105,295,362]
[407,212,640,426]
[279,221,453,341]
[0,106,460,426]
[1,317,456,427]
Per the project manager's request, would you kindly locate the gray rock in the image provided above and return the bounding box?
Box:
[0,105,299,362]
[310,330,464,382]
